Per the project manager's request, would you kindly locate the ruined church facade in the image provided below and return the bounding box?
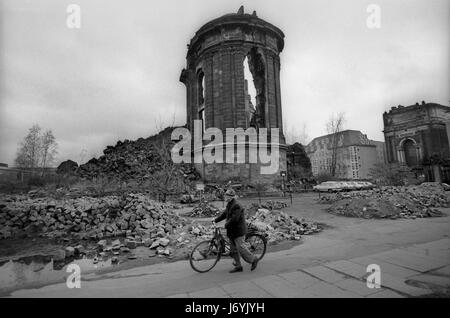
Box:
[180,7,287,184]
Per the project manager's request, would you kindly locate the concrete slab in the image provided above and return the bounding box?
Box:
[401,246,450,262]
[251,275,315,298]
[367,289,405,298]
[413,238,450,251]
[406,274,450,289]
[334,278,381,296]
[166,293,189,298]
[303,281,361,298]
[348,256,420,278]
[301,265,348,283]
[376,272,431,297]
[278,270,322,289]
[221,280,273,298]
[371,249,449,272]
[189,287,230,298]
[429,265,450,277]
[322,260,368,280]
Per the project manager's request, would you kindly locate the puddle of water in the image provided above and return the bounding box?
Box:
[0,256,113,290]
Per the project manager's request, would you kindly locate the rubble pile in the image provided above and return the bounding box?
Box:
[324,183,449,219]
[0,193,188,241]
[247,209,321,244]
[246,200,289,216]
[74,126,200,182]
[186,201,221,218]
[0,194,322,263]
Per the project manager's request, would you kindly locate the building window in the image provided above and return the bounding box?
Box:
[197,70,205,133]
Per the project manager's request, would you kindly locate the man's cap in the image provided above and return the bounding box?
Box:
[224,188,236,197]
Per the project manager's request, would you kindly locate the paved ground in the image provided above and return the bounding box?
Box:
[3,194,450,297]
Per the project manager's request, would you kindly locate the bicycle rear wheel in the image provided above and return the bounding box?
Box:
[245,233,267,261]
[189,240,221,273]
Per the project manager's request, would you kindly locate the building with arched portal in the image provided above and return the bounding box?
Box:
[383,101,450,182]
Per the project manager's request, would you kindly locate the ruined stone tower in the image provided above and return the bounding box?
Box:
[180,6,287,185]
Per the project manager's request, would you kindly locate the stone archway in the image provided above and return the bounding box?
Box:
[397,138,420,166]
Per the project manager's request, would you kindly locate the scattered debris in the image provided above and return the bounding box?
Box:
[247,209,321,244]
[246,200,289,216]
[0,193,188,241]
[186,201,220,217]
[180,194,200,204]
[0,192,322,265]
[322,183,449,219]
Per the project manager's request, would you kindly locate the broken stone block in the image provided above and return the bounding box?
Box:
[112,239,121,247]
[143,238,152,247]
[149,241,160,249]
[65,246,75,257]
[159,238,170,247]
[125,239,137,249]
[97,239,107,250]
[75,245,85,255]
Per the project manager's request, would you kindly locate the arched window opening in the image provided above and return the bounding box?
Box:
[244,48,266,129]
[403,139,418,167]
[197,70,205,132]
[243,57,257,128]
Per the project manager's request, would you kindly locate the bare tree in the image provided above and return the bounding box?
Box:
[146,114,188,201]
[15,125,58,172]
[325,112,345,177]
[147,137,181,201]
[284,121,310,145]
[40,129,58,170]
[15,124,42,169]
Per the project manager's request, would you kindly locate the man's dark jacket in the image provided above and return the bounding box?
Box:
[214,198,247,239]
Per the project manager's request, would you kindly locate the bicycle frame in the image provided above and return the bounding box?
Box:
[211,226,230,256]
[211,223,264,256]
[189,222,267,273]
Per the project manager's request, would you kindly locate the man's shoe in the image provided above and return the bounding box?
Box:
[251,258,258,271]
[229,266,243,273]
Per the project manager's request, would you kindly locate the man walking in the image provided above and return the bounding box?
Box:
[213,189,258,273]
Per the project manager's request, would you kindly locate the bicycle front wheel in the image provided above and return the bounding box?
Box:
[246,233,267,261]
[189,240,221,273]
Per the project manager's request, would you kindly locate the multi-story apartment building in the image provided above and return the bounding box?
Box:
[305,130,385,180]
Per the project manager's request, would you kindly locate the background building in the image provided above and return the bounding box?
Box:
[305,130,385,180]
[383,101,450,182]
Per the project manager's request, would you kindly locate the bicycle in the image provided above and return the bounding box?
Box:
[189,222,267,273]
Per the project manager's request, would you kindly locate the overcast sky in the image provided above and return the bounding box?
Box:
[0,0,449,166]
